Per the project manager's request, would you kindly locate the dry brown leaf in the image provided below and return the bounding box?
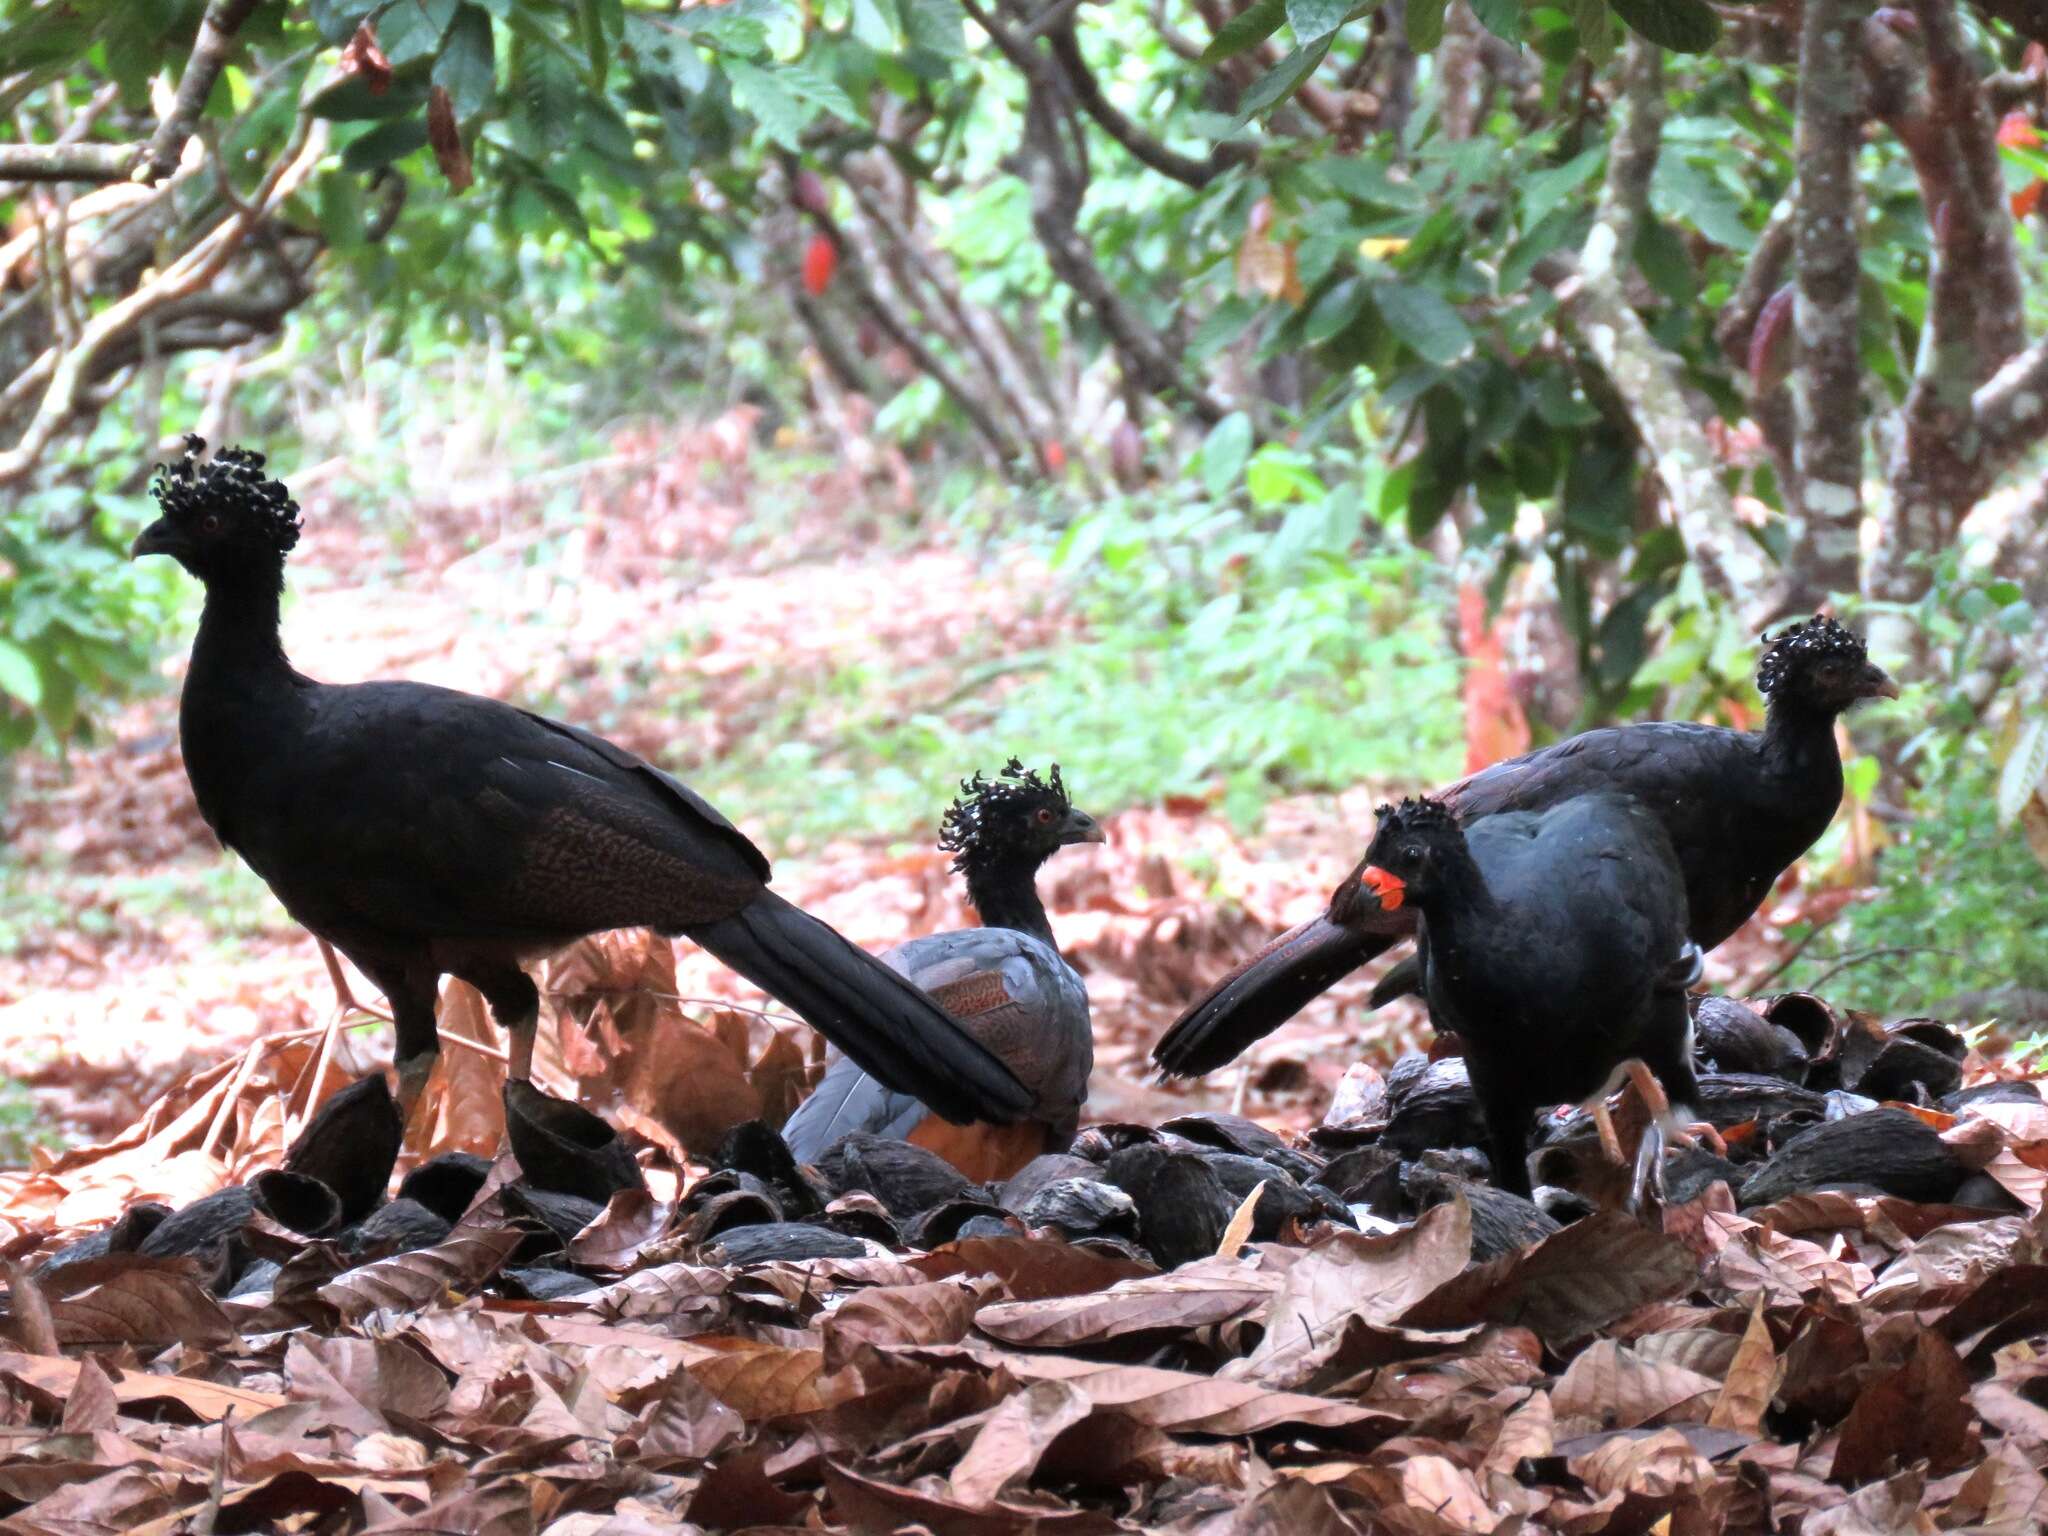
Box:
[1398,1211,1698,1348]
[910,1233,1153,1301]
[50,1265,233,1348]
[824,1279,977,1366]
[584,1260,730,1324]
[948,1378,1093,1507]
[426,85,473,193]
[318,1227,522,1320]
[284,1335,452,1435]
[1706,1219,1872,1307]
[1803,1466,1926,1536]
[566,1189,674,1271]
[1567,1424,1720,1501]
[624,1363,745,1465]
[1551,1339,1720,1429]
[0,1349,283,1420]
[1706,1300,1777,1436]
[1832,1327,1979,1484]
[1216,1180,1264,1259]
[1484,1387,1555,1472]
[974,1254,1278,1349]
[825,1459,1117,1535]
[678,1337,835,1420]
[1230,1197,1473,1390]
[980,1350,1392,1436]
[3,1261,58,1355]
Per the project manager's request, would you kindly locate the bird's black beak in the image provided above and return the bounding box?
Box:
[1059,809,1107,845]
[1859,662,1901,701]
[130,518,186,561]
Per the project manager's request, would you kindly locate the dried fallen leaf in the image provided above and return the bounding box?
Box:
[1706,1299,1777,1436]
[1832,1327,1979,1484]
[948,1378,1093,1507]
[317,1228,522,1321]
[974,1254,1278,1349]
[1399,1211,1698,1348]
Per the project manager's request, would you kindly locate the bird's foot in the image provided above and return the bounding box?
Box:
[1665,1118,1728,1158]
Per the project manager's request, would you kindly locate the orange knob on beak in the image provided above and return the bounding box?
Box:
[1360,866,1405,911]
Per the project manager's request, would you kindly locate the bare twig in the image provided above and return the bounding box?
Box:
[137,0,265,185]
[1043,15,1251,187]
[0,142,138,184]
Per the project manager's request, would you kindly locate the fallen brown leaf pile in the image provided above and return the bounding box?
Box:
[1,955,2045,1534]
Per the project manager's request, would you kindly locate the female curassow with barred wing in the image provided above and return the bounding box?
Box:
[782,761,1100,1182]
[1356,794,1703,1198]
[1153,616,1897,1078]
[131,439,1031,1131]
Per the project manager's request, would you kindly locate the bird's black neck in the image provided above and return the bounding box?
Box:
[189,569,296,696]
[1758,693,1843,784]
[962,852,1057,949]
[1409,842,1499,958]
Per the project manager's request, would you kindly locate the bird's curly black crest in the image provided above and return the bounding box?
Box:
[939,758,1069,869]
[1756,613,1865,696]
[151,434,302,554]
[1373,795,1459,839]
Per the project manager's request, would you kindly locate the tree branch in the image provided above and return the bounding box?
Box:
[0,143,139,184]
[137,0,264,185]
[0,115,325,489]
[1542,39,1763,609]
[1789,0,1865,598]
[1043,15,1250,187]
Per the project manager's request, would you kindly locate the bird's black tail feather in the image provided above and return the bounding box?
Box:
[1151,915,1393,1078]
[688,890,1031,1126]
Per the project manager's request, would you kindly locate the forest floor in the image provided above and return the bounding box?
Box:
[2,422,2045,1535]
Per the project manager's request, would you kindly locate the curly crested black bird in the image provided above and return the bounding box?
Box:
[1356,794,1703,1198]
[1153,616,1897,1078]
[131,438,1031,1130]
[781,760,1100,1181]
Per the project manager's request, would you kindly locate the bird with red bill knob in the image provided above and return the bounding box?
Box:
[1358,865,1406,911]
[1153,614,1897,1080]
[1355,793,1705,1201]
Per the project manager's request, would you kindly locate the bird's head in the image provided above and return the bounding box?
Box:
[939,759,1103,879]
[1755,614,1898,715]
[131,436,301,587]
[1357,796,1464,910]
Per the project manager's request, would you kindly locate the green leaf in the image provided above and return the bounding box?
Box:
[1999,717,2048,828]
[434,5,496,120]
[1201,412,1255,498]
[851,0,902,50]
[308,0,377,45]
[1608,0,1720,53]
[1566,0,1616,60]
[1520,146,1603,230]
[580,0,609,88]
[1304,278,1368,344]
[1406,0,1449,50]
[778,59,861,123]
[1232,36,1333,128]
[341,118,430,171]
[0,640,41,710]
[1202,0,1286,62]
[725,57,815,149]
[1286,0,1352,42]
[1468,0,1522,44]
[1375,281,1473,365]
[379,0,460,68]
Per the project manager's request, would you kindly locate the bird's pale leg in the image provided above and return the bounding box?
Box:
[395,1049,439,1130]
[1592,1099,1627,1165]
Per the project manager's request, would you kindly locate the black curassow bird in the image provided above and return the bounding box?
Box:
[1153,616,1897,1078]
[131,439,1031,1130]
[1355,794,1704,1198]
[782,761,1100,1182]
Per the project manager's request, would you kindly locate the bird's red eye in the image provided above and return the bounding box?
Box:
[200,514,221,534]
[1035,807,1055,824]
